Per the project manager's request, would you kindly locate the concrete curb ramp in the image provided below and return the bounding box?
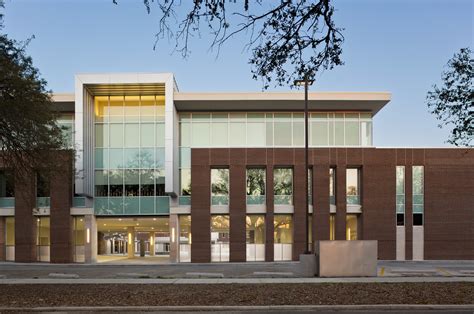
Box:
[0,304,472,312]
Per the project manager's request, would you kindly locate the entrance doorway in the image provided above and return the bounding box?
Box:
[96,217,170,264]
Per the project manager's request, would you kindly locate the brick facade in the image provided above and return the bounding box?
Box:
[191,147,474,262]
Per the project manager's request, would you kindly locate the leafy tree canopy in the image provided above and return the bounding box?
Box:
[427,48,473,147]
[0,2,66,176]
[113,0,344,89]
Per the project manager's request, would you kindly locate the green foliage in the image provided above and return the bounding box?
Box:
[427,48,473,147]
[113,0,344,89]
[0,19,65,174]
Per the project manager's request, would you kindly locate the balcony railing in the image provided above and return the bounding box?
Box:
[0,197,14,208]
[94,196,170,215]
[179,196,191,206]
[36,197,50,208]
[73,197,86,207]
[346,195,360,205]
[246,195,265,205]
[274,195,292,205]
[211,195,229,206]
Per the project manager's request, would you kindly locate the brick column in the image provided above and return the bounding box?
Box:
[265,164,274,261]
[191,149,211,262]
[50,153,73,263]
[335,165,347,240]
[229,164,246,262]
[293,161,306,260]
[0,217,5,261]
[14,168,37,262]
[314,165,330,241]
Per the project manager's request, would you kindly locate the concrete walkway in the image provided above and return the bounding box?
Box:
[0,260,472,280]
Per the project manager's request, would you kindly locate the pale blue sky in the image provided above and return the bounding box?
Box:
[2,0,473,147]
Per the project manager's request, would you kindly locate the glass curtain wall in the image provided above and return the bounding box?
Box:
[37,217,50,262]
[211,215,230,262]
[274,168,293,205]
[396,166,405,226]
[246,215,265,261]
[94,95,166,215]
[346,215,358,240]
[211,169,229,205]
[73,216,85,262]
[5,217,14,261]
[346,168,360,205]
[57,114,74,148]
[179,215,191,262]
[178,112,372,199]
[246,168,266,205]
[0,171,14,207]
[329,167,336,205]
[274,214,293,261]
[412,166,424,226]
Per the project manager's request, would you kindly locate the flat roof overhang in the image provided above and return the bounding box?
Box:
[52,93,75,113]
[174,92,391,115]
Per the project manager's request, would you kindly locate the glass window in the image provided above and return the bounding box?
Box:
[211,122,228,146]
[155,171,165,196]
[95,170,108,196]
[361,121,372,146]
[109,170,123,197]
[0,170,14,197]
[180,147,191,168]
[345,121,360,146]
[346,214,358,240]
[329,214,335,240]
[125,124,139,147]
[140,170,155,196]
[124,96,140,121]
[109,124,124,148]
[95,124,109,148]
[346,168,360,205]
[94,96,109,123]
[274,215,293,261]
[179,215,192,262]
[155,96,165,121]
[95,148,108,169]
[6,216,14,246]
[413,166,424,218]
[334,121,344,145]
[247,121,265,146]
[141,124,155,147]
[211,169,229,205]
[180,169,191,195]
[229,122,245,146]
[246,168,266,205]
[329,167,336,205]
[292,116,304,146]
[156,123,165,147]
[37,216,50,246]
[396,166,405,217]
[124,148,140,168]
[274,120,292,146]
[180,122,191,147]
[109,96,124,122]
[274,168,293,205]
[124,169,139,196]
[246,215,265,261]
[192,123,210,147]
[211,215,230,262]
[140,96,155,122]
[109,148,124,169]
[266,116,273,146]
[311,121,328,146]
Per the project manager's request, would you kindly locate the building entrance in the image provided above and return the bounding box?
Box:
[96,217,170,264]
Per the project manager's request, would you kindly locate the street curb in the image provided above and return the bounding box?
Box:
[0,304,472,312]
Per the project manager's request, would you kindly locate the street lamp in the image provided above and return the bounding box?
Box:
[294,77,314,254]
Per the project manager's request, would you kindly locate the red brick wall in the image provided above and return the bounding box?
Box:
[50,152,73,263]
[191,147,474,262]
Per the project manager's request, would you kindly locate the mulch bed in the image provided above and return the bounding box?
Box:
[0,283,472,307]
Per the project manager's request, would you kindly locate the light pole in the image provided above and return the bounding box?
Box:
[294,77,314,254]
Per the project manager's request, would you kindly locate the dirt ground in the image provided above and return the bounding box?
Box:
[0,282,472,307]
